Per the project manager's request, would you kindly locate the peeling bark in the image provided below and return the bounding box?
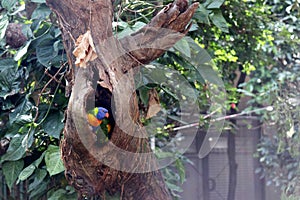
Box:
[45,0,198,199]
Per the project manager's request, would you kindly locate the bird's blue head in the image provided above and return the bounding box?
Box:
[95,107,109,120]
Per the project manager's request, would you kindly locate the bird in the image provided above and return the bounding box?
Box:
[87,107,111,144]
[87,107,109,127]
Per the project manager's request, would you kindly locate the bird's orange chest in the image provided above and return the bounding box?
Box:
[87,113,102,127]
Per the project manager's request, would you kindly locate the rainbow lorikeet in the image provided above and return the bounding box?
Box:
[87,107,111,144]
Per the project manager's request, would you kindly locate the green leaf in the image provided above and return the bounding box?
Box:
[29,179,49,200]
[209,10,229,33]
[42,112,64,139]
[138,86,150,105]
[0,67,22,99]
[193,5,210,24]
[47,189,66,200]
[175,159,186,184]
[31,4,51,20]
[155,151,174,159]
[0,58,16,71]
[142,65,167,84]
[204,0,225,9]
[9,99,33,124]
[187,38,212,65]
[18,164,36,182]
[131,21,146,31]
[9,3,25,16]
[166,182,183,192]
[116,26,134,39]
[36,37,59,67]
[112,20,128,29]
[47,187,77,200]
[236,88,256,97]
[1,0,18,11]
[28,169,47,192]
[14,41,31,61]
[2,160,24,190]
[13,114,33,126]
[1,135,26,162]
[161,86,179,100]
[174,37,191,58]
[0,15,9,40]
[22,127,35,150]
[199,63,223,85]
[167,115,188,125]
[45,145,65,176]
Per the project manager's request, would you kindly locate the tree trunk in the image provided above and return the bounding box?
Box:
[227,131,237,200]
[45,0,198,199]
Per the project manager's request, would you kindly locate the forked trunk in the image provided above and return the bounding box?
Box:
[45,0,198,199]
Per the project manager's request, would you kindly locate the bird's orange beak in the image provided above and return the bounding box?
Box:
[105,113,109,118]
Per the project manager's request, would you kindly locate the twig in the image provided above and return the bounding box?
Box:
[33,63,66,122]
[44,69,65,87]
[171,106,273,131]
[120,183,124,200]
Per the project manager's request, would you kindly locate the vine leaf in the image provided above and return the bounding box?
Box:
[45,145,65,176]
[72,30,97,68]
[2,160,24,190]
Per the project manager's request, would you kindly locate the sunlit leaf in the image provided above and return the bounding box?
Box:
[14,41,31,61]
[204,0,225,9]
[209,10,228,33]
[166,182,183,192]
[1,0,18,12]
[9,99,33,124]
[0,15,9,40]
[174,37,191,58]
[18,164,36,181]
[45,145,65,176]
[198,63,223,85]
[175,159,186,184]
[1,135,26,162]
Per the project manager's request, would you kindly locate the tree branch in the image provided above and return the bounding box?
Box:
[92,0,199,90]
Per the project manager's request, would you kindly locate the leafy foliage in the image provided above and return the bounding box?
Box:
[239,0,300,195]
[0,0,228,198]
[1,0,299,199]
[0,0,72,198]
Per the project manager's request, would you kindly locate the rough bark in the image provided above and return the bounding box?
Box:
[45,0,198,199]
